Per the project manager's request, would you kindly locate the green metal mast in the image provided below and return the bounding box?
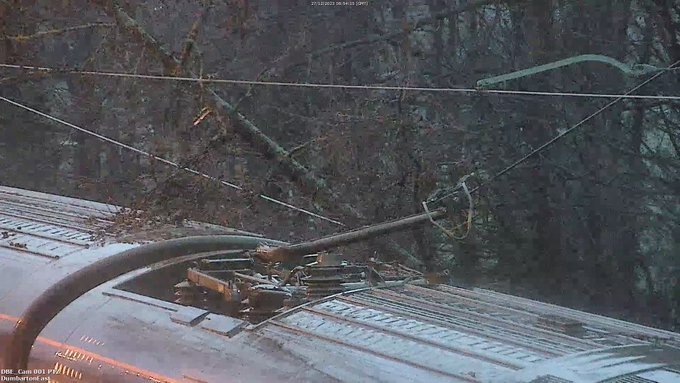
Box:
[476,54,665,89]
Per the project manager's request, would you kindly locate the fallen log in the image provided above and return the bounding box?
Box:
[99,1,435,267]
[256,208,447,263]
[103,0,361,221]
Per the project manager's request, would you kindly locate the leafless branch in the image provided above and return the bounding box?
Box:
[278,0,512,72]
[6,23,114,42]
[100,0,365,222]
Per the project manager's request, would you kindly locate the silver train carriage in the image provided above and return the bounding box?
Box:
[0,185,679,383]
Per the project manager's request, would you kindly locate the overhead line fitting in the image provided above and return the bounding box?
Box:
[431,58,680,205]
[1,63,679,101]
[476,54,670,89]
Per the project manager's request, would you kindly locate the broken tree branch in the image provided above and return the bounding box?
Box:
[6,23,114,42]
[98,1,440,267]
[257,208,447,263]
[101,0,362,221]
[178,9,208,73]
[106,3,178,73]
[279,0,508,72]
[164,8,209,150]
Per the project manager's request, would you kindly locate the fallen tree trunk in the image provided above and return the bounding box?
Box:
[103,0,363,221]
[99,0,432,267]
[257,208,447,263]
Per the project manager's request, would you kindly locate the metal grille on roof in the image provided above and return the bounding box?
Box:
[358,288,593,355]
[261,285,619,382]
[607,375,658,383]
[0,216,94,245]
[0,233,83,259]
[435,285,680,350]
[274,308,513,380]
[0,187,119,219]
[529,375,573,383]
[0,186,114,259]
[314,299,547,366]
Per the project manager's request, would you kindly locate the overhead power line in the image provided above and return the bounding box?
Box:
[431,58,680,204]
[2,63,680,101]
[2,59,678,229]
[0,96,345,227]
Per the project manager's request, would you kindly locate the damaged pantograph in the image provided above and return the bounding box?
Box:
[169,248,424,324]
[1,185,680,383]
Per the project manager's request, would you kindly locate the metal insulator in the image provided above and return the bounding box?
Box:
[303,265,346,299]
[174,280,204,305]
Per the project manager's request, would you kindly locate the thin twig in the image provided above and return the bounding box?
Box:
[422,201,458,239]
[7,23,114,42]
[456,182,474,239]
[422,181,474,240]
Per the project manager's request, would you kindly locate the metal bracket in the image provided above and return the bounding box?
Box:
[476,54,665,89]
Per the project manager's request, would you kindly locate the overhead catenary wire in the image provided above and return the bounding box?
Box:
[2,63,680,101]
[430,58,680,204]
[2,58,678,232]
[0,96,346,227]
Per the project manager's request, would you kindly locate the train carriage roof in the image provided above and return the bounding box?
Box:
[1,185,679,383]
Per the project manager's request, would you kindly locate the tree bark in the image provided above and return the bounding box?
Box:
[101,0,364,222]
